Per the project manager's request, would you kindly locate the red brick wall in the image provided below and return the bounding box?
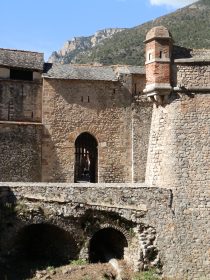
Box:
[145,39,171,85]
[146,63,170,84]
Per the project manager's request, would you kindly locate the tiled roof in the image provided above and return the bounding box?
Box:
[43,64,145,81]
[43,64,118,81]
[0,48,44,71]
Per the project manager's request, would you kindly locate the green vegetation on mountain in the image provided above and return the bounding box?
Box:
[53,0,210,66]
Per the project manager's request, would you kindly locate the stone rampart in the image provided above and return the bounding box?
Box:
[145,92,210,189]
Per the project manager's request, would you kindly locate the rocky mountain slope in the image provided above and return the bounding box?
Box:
[49,0,210,66]
[48,28,125,64]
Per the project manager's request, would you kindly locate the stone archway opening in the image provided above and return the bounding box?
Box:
[74,132,98,183]
[7,223,79,279]
[89,228,128,263]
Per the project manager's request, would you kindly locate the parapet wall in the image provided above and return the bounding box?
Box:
[0,183,209,279]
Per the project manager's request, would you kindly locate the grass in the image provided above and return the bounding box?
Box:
[70,259,88,266]
[132,269,160,280]
[46,265,55,271]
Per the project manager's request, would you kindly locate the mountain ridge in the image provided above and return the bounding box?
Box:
[48,28,125,64]
[49,0,210,66]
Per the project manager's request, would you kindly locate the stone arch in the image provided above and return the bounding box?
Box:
[3,222,79,279]
[89,226,128,263]
[10,223,79,265]
[74,132,98,183]
[6,206,80,246]
[100,223,131,242]
[68,128,101,147]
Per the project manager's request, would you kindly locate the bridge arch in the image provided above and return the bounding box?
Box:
[89,227,128,263]
[100,223,131,242]
[11,223,79,267]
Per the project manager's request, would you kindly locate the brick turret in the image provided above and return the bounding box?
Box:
[143,26,173,104]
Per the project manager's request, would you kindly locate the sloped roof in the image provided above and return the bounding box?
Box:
[43,64,118,81]
[0,48,44,71]
[43,64,145,81]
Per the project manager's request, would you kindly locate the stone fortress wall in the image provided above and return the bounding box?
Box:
[0,27,209,279]
[146,90,210,189]
[144,26,210,190]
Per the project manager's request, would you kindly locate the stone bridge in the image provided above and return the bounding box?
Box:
[0,183,209,280]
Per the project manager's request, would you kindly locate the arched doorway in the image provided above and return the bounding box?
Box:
[74,132,98,183]
[89,228,128,263]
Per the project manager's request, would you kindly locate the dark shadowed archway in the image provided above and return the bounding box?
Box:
[13,223,78,264]
[75,132,98,183]
[6,223,79,279]
[89,228,128,263]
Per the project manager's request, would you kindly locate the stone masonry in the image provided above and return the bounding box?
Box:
[0,183,209,279]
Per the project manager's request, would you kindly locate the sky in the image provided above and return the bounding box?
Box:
[0,0,197,60]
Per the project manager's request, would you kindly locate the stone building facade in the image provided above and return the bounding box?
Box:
[0,27,209,280]
[0,50,150,183]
